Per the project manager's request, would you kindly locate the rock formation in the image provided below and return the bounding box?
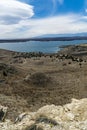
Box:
[0,98,87,130]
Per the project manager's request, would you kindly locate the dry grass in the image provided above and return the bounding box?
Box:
[0,48,87,120]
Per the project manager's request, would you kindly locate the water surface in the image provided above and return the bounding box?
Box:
[0,40,87,53]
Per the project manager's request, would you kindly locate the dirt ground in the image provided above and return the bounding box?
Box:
[0,44,87,121]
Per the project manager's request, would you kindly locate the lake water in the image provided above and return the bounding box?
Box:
[0,40,87,53]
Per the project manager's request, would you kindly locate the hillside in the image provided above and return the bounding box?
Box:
[0,44,87,129]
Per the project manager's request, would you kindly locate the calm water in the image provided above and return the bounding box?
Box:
[0,40,87,53]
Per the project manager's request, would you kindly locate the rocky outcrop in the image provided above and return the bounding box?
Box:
[0,98,87,130]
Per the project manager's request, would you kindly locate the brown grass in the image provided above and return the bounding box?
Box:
[0,49,87,120]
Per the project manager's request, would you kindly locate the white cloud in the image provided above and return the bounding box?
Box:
[0,0,34,24]
[1,13,87,39]
[85,9,87,13]
[52,0,64,5]
[52,0,64,13]
[21,14,87,38]
[0,0,87,39]
[58,0,64,5]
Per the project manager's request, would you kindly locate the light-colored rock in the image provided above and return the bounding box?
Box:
[0,98,87,130]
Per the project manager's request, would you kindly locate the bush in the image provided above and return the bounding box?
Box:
[24,124,43,130]
[0,63,17,75]
[25,72,51,87]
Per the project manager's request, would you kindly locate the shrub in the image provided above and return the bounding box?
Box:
[24,124,43,130]
[25,72,51,87]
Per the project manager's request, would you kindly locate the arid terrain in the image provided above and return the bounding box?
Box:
[0,44,87,122]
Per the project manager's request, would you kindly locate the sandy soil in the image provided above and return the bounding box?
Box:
[0,44,87,121]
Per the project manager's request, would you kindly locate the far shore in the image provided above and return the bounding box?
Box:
[0,36,87,43]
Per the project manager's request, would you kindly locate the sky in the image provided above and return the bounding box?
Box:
[0,0,87,39]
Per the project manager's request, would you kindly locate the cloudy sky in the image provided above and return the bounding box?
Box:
[1,0,87,39]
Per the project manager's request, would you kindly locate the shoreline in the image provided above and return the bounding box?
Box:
[0,43,87,55]
[0,40,87,54]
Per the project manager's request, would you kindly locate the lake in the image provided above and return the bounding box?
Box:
[0,40,87,53]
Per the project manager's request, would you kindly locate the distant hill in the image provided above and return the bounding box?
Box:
[39,32,87,38]
[0,35,87,43]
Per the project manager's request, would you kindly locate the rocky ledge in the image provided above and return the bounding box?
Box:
[0,98,87,130]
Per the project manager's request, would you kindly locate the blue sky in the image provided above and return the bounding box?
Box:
[0,0,87,38]
[20,0,85,16]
